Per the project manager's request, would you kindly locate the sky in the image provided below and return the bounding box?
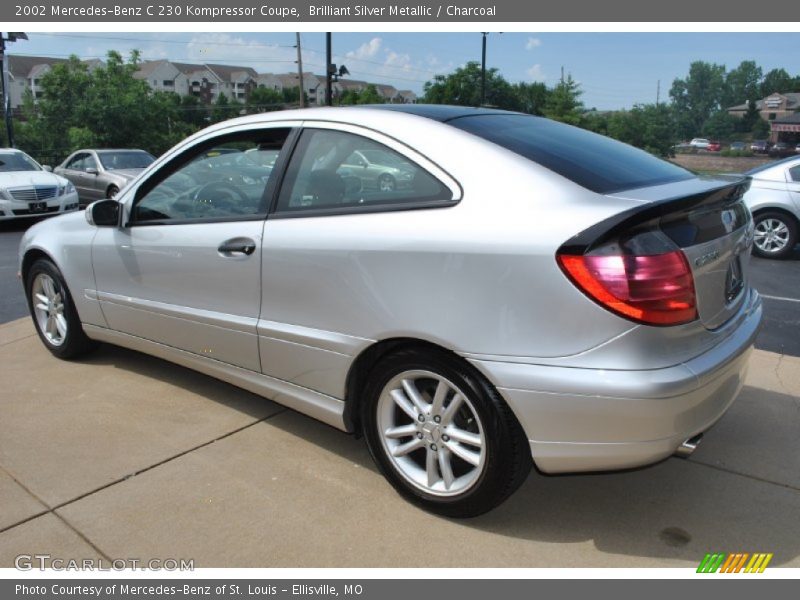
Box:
[9,32,800,110]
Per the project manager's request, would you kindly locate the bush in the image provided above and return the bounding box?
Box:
[720,149,754,157]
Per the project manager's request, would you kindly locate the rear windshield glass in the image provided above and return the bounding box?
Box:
[449,114,694,194]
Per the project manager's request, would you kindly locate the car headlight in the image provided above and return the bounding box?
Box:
[59,182,76,196]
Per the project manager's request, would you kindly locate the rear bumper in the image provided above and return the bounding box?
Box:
[470,289,762,473]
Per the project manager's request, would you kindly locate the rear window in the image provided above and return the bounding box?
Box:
[449,114,693,194]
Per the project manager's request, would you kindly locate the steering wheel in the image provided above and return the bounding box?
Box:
[191,181,249,216]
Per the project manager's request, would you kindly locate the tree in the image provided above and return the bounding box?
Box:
[247,86,284,113]
[605,104,676,157]
[702,110,738,140]
[179,94,209,127]
[423,61,519,110]
[669,61,727,138]
[210,92,242,123]
[760,68,798,97]
[738,99,761,133]
[512,81,549,116]
[723,60,762,108]
[544,74,584,126]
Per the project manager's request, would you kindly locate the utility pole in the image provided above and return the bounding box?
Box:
[1,33,27,147]
[325,32,332,107]
[561,66,565,85]
[295,33,305,108]
[656,80,661,106]
[480,32,487,106]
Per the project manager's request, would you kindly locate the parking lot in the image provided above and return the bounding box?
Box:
[1,218,799,568]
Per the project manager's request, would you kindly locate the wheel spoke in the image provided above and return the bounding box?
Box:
[437,447,454,489]
[391,437,424,457]
[46,316,57,336]
[389,389,419,421]
[426,448,439,487]
[384,424,417,439]
[440,393,464,425]
[55,314,68,338]
[446,426,482,447]
[430,379,448,416]
[42,278,56,300]
[445,440,481,467]
[401,379,428,414]
[35,293,48,305]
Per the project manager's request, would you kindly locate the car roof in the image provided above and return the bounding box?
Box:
[351,104,520,122]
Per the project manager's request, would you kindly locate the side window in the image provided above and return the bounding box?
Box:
[132,128,289,224]
[84,155,98,171]
[66,154,86,170]
[789,166,800,183]
[276,129,451,213]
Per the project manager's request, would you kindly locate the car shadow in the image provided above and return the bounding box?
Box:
[74,345,800,566]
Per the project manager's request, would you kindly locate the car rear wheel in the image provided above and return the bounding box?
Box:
[753,211,797,259]
[361,348,531,518]
[377,173,396,192]
[26,259,96,359]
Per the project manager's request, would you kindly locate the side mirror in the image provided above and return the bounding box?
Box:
[85,199,121,227]
[86,167,98,175]
[42,165,53,172]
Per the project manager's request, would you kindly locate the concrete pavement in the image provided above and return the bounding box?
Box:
[1,317,799,568]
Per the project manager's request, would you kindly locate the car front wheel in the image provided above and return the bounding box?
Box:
[752,211,797,259]
[361,348,531,518]
[26,258,96,359]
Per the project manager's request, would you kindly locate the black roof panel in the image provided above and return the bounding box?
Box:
[353,104,520,122]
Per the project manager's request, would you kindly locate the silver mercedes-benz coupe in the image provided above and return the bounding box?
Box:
[19,106,762,517]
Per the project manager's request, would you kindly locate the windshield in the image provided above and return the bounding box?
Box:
[449,114,694,194]
[0,152,42,172]
[98,151,155,170]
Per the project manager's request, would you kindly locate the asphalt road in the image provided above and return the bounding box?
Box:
[2,218,799,356]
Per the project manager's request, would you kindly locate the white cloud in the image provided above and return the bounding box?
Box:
[384,50,412,72]
[346,37,382,60]
[526,64,546,80]
[525,37,542,50]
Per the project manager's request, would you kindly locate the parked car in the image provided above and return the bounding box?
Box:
[742,155,800,258]
[19,106,762,517]
[730,141,748,152]
[707,141,722,152]
[55,149,155,207]
[338,148,415,192]
[0,148,79,222]
[750,140,771,154]
[768,142,796,158]
[689,138,710,149]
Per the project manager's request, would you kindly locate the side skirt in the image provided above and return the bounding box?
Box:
[83,324,348,432]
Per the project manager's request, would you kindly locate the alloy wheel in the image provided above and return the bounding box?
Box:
[31,273,67,346]
[754,218,790,254]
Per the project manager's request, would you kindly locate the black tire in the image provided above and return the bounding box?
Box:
[377,173,396,192]
[106,185,120,199]
[25,258,97,359]
[361,348,531,518]
[752,211,798,259]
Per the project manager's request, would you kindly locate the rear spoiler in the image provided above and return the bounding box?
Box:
[558,177,751,255]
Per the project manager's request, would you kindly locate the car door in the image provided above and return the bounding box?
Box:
[82,153,104,201]
[91,124,295,371]
[61,153,92,201]
[788,164,800,212]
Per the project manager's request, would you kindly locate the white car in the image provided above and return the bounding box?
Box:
[743,156,800,258]
[0,148,79,222]
[689,138,710,150]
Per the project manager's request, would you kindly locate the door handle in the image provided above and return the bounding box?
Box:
[218,237,256,257]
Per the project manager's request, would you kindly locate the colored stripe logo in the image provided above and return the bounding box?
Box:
[697,552,773,573]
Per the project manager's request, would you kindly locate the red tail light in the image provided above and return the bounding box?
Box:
[557,250,697,326]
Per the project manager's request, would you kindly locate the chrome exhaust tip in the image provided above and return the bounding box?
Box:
[675,433,703,457]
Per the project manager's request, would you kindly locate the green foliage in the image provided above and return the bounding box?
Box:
[669,61,727,139]
[17,50,194,162]
[512,82,549,116]
[723,61,762,108]
[337,84,386,105]
[702,110,738,139]
[760,68,799,97]
[720,149,754,158]
[423,61,520,110]
[544,75,584,125]
[248,86,284,112]
[210,93,243,123]
[606,104,677,157]
[751,118,770,138]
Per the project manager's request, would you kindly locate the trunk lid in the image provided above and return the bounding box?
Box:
[608,176,753,330]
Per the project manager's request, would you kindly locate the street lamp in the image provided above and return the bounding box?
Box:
[1,32,28,147]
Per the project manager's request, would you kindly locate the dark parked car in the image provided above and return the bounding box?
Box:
[769,142,796,158]
[751,140,771,154]
[730,141,747,152]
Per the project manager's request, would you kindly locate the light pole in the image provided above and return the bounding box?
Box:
[1,32,28,148]
[480,32,487,106]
